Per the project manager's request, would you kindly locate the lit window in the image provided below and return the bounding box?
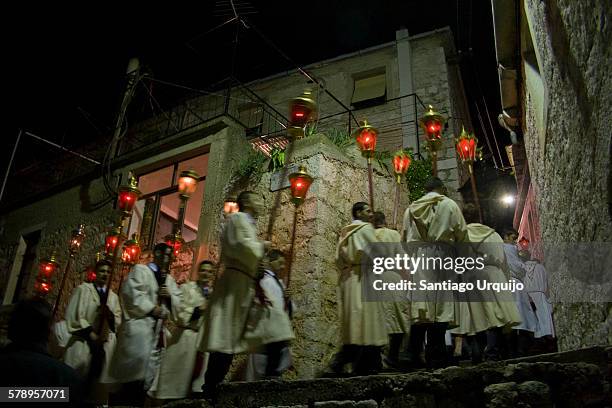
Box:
[352,69,386,109]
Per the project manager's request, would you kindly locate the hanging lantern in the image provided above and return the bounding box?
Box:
[288,90,317,139]
[39,253,60,278]
[224,196,239,214]
[122,234,142,265]
[392,150,412,183]
[105,228,121,256]
[165,232,184,257]
[118,175,141,215]
[68,224,86,254]
[419,105,445,149]
[455,126,480,164]
[288,165,314,205]
[353,120,378,158]
[178,169,199,199]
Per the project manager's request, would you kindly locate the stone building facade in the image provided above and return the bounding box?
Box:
[493,0,612,350]
[0,28,472,376]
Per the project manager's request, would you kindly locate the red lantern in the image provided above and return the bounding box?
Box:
[178,169,199,198]
[455,126,479,163]
[85,267,97,283]
[288,90,317,128]
[288,166,314,205]
[392,151,412,183]
[39,254,59,278]
[518,237,530,251]
[165,233,184,257]
[419,105,445,147]
[353,120,378,158]
[105,229,120,256]
[118,175,141,215]
[69,224,86,254]
[122,235,142,265]
[224,197,239,214]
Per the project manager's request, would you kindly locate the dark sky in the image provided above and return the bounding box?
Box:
[4,1,508,173]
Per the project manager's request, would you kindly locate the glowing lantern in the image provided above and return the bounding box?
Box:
[178,169,199,199]
[105,228,121,256]
[69,224,86,254]
[85,267,97,283]
[455,126,479,164]
[518,237,530,251]
[288,90,317,139]
[224,196,239,214]
[165,232,184,257]
[288,166,314,205]
[353,120,378,158]
[118,175,141,215]
[392,151,412,183]
[122,234,141,265]
[419,105,445,147]
[39,254,59,278]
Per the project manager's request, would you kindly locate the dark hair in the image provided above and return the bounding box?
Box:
[462,203,480,224]
[153,242,172,254]
[424,177,445,192]
[372,211,386,228]
[502,228,519,238]
[8,298,52,344]
[266,249,285,262]
[237,191,258,212]
[95,259,112,270]
[352,202,369,220]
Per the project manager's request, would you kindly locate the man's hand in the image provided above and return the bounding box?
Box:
[284,287,293,299]
[151,305,164,319]
[159,285,170,299]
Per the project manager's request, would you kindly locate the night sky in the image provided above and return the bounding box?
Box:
[4,1,508,179]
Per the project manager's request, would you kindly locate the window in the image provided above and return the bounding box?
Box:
[351,68,387,109]
[128,152,208,249]
[237,102,264,138]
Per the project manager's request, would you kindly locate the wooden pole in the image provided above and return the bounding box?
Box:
[51,255,74,320]
[468,163,483,223]
[367,157,375,210]
[431,150,438,177]
[285,205,299,289]
[392,176,400,229]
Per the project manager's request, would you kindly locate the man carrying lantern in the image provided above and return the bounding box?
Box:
[329,202,387,376]
[401,177,467,368]
[110,242,181,403]
[62,259,122,404]
[199,191,270,395]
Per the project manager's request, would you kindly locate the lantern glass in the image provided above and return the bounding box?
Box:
[118,190,138,213]
[165,234,184,257]
[288,166,313,205]
[69,224,85,253]
[85,267,97,283]
[122,239,141,264]
[178,170,199,196]
[105,232,120,255]
[289,90,317,128]
[39,260,58,278]
[392,152,412,175]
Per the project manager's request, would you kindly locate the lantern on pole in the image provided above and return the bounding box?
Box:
[285,165,314,289]
[224,196,239,215]
[117,175,141,217]
[353,120,378,210]
[165,232,184,258]
[175,169,199,238]
[54,224,87,319]
[105,228,121,256]
[391,150,412,228]
[122,234,142,265]
[419,105,445,176]
[288,166,314,206]
[35,252,59,296]
[68,224,86,255]
[456,126,483,222]
[288,90,317,139]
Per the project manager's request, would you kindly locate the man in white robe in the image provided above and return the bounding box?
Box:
[520,250,555,339]
[146,260,210,401]
[191,261,214,393]
[372,211,409,369]
[451,204,521,362]
[110,243,181,401]
[328,202,387,376]
[401,177,466,367]
[199,191,269,393]
[63,260,121,404]
[245,249,295,380]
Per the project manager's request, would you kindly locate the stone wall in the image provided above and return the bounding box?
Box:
[522,0,612,349]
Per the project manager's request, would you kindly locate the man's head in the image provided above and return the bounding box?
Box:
[424,177,447,195]
[237,191,264,218]
[503,228,519,244]
[372,211,386,229]
[197,260,215,286]
[352,202,372,222]
[265,249,286,275]
[8,298,52,345]
[94,259,112,287]
[153,242,173,268]
[462,203,480,224]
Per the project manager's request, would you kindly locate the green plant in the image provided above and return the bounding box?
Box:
[326,127,354,149]
[235,149,267,181]
[404,157,433,202]
[304,122,318,138]
[268,147,286,172]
